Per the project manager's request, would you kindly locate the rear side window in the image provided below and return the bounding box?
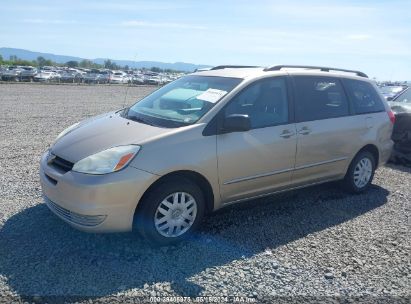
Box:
[343,79,385,114]
[293,76,349,122]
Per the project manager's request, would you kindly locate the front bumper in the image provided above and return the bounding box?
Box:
[40,151,158,232]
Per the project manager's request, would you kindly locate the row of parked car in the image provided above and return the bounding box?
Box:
[0,65,184,85]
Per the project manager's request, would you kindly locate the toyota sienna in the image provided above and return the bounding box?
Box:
[40,65,394,244]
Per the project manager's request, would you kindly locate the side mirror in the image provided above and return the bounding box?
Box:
[222,114,251,133]
[387,96,394,101]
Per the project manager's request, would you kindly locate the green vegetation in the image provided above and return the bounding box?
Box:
[0,54,184,73]
[79,59,102,69]
[0,55,57,67]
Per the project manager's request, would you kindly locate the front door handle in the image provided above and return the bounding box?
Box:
[298,127,311,135]
[279,130,295,138]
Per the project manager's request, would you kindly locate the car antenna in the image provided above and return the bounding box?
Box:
[122,52,138,110]
[123,81,130,110]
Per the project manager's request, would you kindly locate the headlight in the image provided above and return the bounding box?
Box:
[72,145,141,175]
[55,122,80,142]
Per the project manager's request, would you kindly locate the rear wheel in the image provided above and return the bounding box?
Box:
[134,178,205,245]
[343,151,376,193]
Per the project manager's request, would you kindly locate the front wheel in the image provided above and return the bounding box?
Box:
[343,151,376,193]
[134,179,205,245]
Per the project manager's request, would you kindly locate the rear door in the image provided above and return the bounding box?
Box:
[291,76,366,186]
[217,77,297,203]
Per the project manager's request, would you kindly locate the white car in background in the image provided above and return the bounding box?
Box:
[379,85,407,100]
[34,71,60,82]
[110,71,129,84]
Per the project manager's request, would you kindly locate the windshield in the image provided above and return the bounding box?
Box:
[125,75,242,127]
[394,88,411,103]
[380,86,405,95]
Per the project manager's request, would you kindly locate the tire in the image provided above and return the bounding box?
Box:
[134,178,205,245]
[343,151,376,193]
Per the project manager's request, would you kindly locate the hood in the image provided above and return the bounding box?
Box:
[21,71,37,75]
[389,102,411,114]
[51,112,174,163]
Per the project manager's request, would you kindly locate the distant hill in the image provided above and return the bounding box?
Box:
[0,47,211,72]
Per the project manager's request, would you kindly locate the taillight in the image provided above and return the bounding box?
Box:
[388,110,396,124]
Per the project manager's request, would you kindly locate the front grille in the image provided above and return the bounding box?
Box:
[49,155,74,173]
[44,196,106,227]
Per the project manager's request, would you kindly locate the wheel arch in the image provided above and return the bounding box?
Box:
[134,170,215,218]
[356,144,380,168]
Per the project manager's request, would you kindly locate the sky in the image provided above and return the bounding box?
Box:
[1,0,410,80]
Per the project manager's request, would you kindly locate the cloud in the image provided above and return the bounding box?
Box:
[121,20,207,30]
[90,2,189,11]
[345,34,372,41]
[22,19,77,25]
[267,2,377,18]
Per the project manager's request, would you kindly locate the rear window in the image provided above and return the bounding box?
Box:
[343,79,385,114]
[293,76,349,122]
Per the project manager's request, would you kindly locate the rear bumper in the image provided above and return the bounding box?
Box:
[40,150,158,233]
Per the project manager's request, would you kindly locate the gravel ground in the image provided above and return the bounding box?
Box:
[0,83,410,303]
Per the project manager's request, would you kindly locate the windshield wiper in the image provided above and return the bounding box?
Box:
[128,115,156,126]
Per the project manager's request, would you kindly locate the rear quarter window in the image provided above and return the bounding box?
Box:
[343,79,385,114]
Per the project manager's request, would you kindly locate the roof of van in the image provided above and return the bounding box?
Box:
[192,66,370,81]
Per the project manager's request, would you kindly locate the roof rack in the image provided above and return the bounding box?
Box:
[263,65,368,78]
[210,65,260,70]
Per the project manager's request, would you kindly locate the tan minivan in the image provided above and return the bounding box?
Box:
[40,65,394,244]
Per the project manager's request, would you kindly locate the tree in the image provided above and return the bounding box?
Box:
[150,67,161,73]
[0,54,3,64]
[104,59,119,70]
[104,59,112,69]
[37,56,48,67]
[79,59,92,68]
[79,59,103,69]
[66,60,79,68]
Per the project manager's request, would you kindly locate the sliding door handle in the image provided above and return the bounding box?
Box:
[279,130,295,138]
[298,127,311,135]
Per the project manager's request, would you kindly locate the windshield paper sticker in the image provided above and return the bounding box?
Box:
[197,89,227,103]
